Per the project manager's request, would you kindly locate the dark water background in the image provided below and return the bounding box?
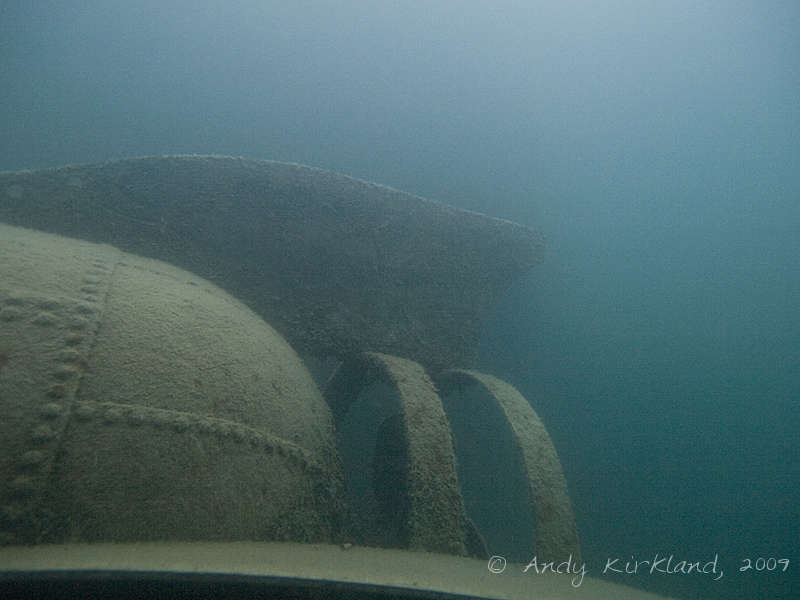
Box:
[2,2,798,598]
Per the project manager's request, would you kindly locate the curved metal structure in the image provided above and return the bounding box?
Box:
[1,158,579,572]
[437,369,581,562]
[325,352,479,557]
[0,223,341,546]
[0,156,544,372]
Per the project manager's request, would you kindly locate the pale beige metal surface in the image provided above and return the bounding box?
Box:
[0,542,682,599]
[0,223,342,546]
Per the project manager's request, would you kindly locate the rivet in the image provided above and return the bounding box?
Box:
[30,424,56,443]
[75,303,96,315]
[40,402,62,419]
[32,312,57,327]
[150,412,170,428]
[20,450,45,468]
[214,422,232,438]
[65,333,84,346]
[125,409,145,427]
[67,318,89,331]
[37,299,62,311]
[170,416,190,432]
[74,402,95,421]
[47,383,67,398]
[102,407,122,424]
[9,476,35,497]
[0,308,21,322]
[52,366,78,381]
[58,349,80,363]
[1,503,24,523]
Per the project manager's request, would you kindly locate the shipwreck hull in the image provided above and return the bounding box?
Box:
[0,155,544,371]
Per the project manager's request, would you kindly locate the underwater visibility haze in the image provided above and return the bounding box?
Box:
[1,2,798,599]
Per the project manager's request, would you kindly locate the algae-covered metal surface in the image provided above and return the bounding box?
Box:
[437,370,581,564]
[0,155,544,371]
[0,223,342,546]
[325,352,473,556]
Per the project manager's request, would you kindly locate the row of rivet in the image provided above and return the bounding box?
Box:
[0,258,107,544]
[69,400,312,470]
[2,292,81,498]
